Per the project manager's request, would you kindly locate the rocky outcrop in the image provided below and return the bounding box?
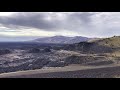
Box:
[28,48,41,53]
[42,48,51,52]
[28,48,51,53]
[0,49,11,55]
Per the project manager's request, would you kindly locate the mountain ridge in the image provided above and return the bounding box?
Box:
[31,35,93,44]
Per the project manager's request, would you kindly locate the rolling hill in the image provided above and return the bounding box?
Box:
[64,36,120,53]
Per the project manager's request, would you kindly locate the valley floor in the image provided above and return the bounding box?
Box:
[1,64,120,78]
[0,42,120,78]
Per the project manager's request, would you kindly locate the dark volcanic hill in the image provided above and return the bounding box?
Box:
[64,36,120,53]
[32,36,92,44]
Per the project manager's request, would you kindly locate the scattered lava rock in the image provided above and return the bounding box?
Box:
[0,49,11,55]
[64,55,96,64]
[28,48,41,53]
[46,61,66,67]
[28,48,51,53]
[42,48,51,52]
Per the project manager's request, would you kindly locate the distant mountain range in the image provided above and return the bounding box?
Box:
[31,36,93,44]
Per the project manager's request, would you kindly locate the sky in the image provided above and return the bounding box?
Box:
[0,12,120,41]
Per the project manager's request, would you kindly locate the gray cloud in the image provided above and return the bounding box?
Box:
[68,12,94,23]
[0,12,95,31]
[0,12,120,38]
[0,13,58,30]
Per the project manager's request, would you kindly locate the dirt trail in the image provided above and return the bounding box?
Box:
[0,64,120,78]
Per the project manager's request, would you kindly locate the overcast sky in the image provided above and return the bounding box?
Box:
[0,12,120,41]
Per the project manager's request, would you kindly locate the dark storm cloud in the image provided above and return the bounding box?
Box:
[0,12,95,31]
[68,13,94,23]
[0,13,60,30]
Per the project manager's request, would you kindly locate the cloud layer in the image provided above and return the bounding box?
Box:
[0,12,120,39]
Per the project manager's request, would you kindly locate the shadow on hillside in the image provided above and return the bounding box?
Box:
[63,42,119,54]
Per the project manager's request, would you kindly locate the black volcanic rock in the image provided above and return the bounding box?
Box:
[0,49,11,55]
[28,47,51,53]
[43,48,51,52]
[46,61,66,67]
[28,48,41,53]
